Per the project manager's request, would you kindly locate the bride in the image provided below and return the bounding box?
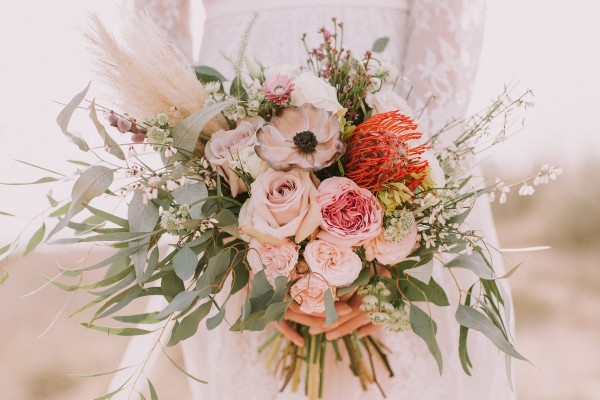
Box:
[111,0,516,398]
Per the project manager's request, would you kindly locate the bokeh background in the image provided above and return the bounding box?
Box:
[0,1,598,399]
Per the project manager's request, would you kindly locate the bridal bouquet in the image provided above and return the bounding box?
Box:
[1,14,561,399]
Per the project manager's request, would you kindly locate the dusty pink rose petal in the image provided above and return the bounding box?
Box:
[317,177,383,247]
[290,274,331,314]
[303,239,363,287]
[364,223,418,265]
[246,238,299,285]
[238,169,321,245]
[205,117,264,197]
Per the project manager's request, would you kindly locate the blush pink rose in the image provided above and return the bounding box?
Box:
[205,117,264,197]
[317,177,383,247]
[238,169,322,245]
[364,223,418,266]
[290,274,331,314]
[303,239,363,287]
[246,238,299,285]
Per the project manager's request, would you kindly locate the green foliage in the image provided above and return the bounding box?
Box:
[371,37,389,53]
[410,303,443,374]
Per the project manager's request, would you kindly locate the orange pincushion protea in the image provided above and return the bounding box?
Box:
[344,111,428,192]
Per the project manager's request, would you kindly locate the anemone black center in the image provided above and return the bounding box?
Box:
[293,130,318,153]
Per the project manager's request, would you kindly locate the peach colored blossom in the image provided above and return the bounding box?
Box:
[290,274,331,314]
[303,239,363,287]
[205,117,264,197]
[238,168,321,245]
[246,238,299,285]
[317,177,383,247]
[255,103,344,172]
[364,223,418,266]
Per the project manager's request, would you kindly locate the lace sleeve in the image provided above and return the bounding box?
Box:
[402,0,486,134]
[131,0,194,62]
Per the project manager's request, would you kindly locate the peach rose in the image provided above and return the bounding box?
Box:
[364,222,418,266]
[303,239,363,287]
[246,238,299,285]
[205,117,264,197]
[317,177,383,247]
[238,169,321,245]
[290,274,331,314]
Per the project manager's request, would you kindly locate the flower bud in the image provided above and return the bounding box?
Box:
[117,117,132,133]
[108,112,119,127]
[245,53,264,80]
[131,132,145,143]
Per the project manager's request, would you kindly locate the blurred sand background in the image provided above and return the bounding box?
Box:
[1,1,599,399]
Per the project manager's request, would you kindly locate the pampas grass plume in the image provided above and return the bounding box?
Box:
[86,12,216,130]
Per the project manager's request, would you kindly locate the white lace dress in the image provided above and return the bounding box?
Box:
[113,1,516,398]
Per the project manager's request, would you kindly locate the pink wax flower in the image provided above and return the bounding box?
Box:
[262,73,295,105]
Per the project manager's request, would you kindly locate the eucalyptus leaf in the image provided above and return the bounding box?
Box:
[215,208,237,227]
[89,99,126,160]
[324,289,339,326]
[113,312,164,324]
[56,82,91,151]
[161,270,185,301]
[206,306,226,330]
[0,211,14,217]
[410,303,443,374]
[24,223,45,256]
[49,203,70,217]
[0,176,59,185]
[194,65,227,83]
[163,100,234,164]
[49,165,114,238]
[157,291,199,319]
[404,260,434,284]
[455,305,527,361]
[372,37,389,53]
[171,301,212,344]
[446,253,496,279]
[81,323,152,336]
[85,204,129,228]
[148,379,159,400]
[128,189,159,279]
[172,182,208,219]
[173,245,198,281]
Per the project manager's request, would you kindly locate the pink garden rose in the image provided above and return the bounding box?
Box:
[238,169,321,245]
[246,238,299,285]
[303,239,362,287]
[364,222,418,266]
[205,117,264,197]
[290,274,331,314]
[317,177,383,247]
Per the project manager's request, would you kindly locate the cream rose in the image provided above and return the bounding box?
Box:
[365,89,413,116]
[317,177,383,247]
[290,274,331,314]
[303,239,363,287]
[247,238,299,285]
[238,169,322,245]
[290,71,342,114]
[205,117,264,197]
[364,222,418,266]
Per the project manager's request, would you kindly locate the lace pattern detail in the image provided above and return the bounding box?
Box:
[132,0,193,61]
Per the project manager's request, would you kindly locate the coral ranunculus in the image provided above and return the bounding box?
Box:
[344,111,429,192]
